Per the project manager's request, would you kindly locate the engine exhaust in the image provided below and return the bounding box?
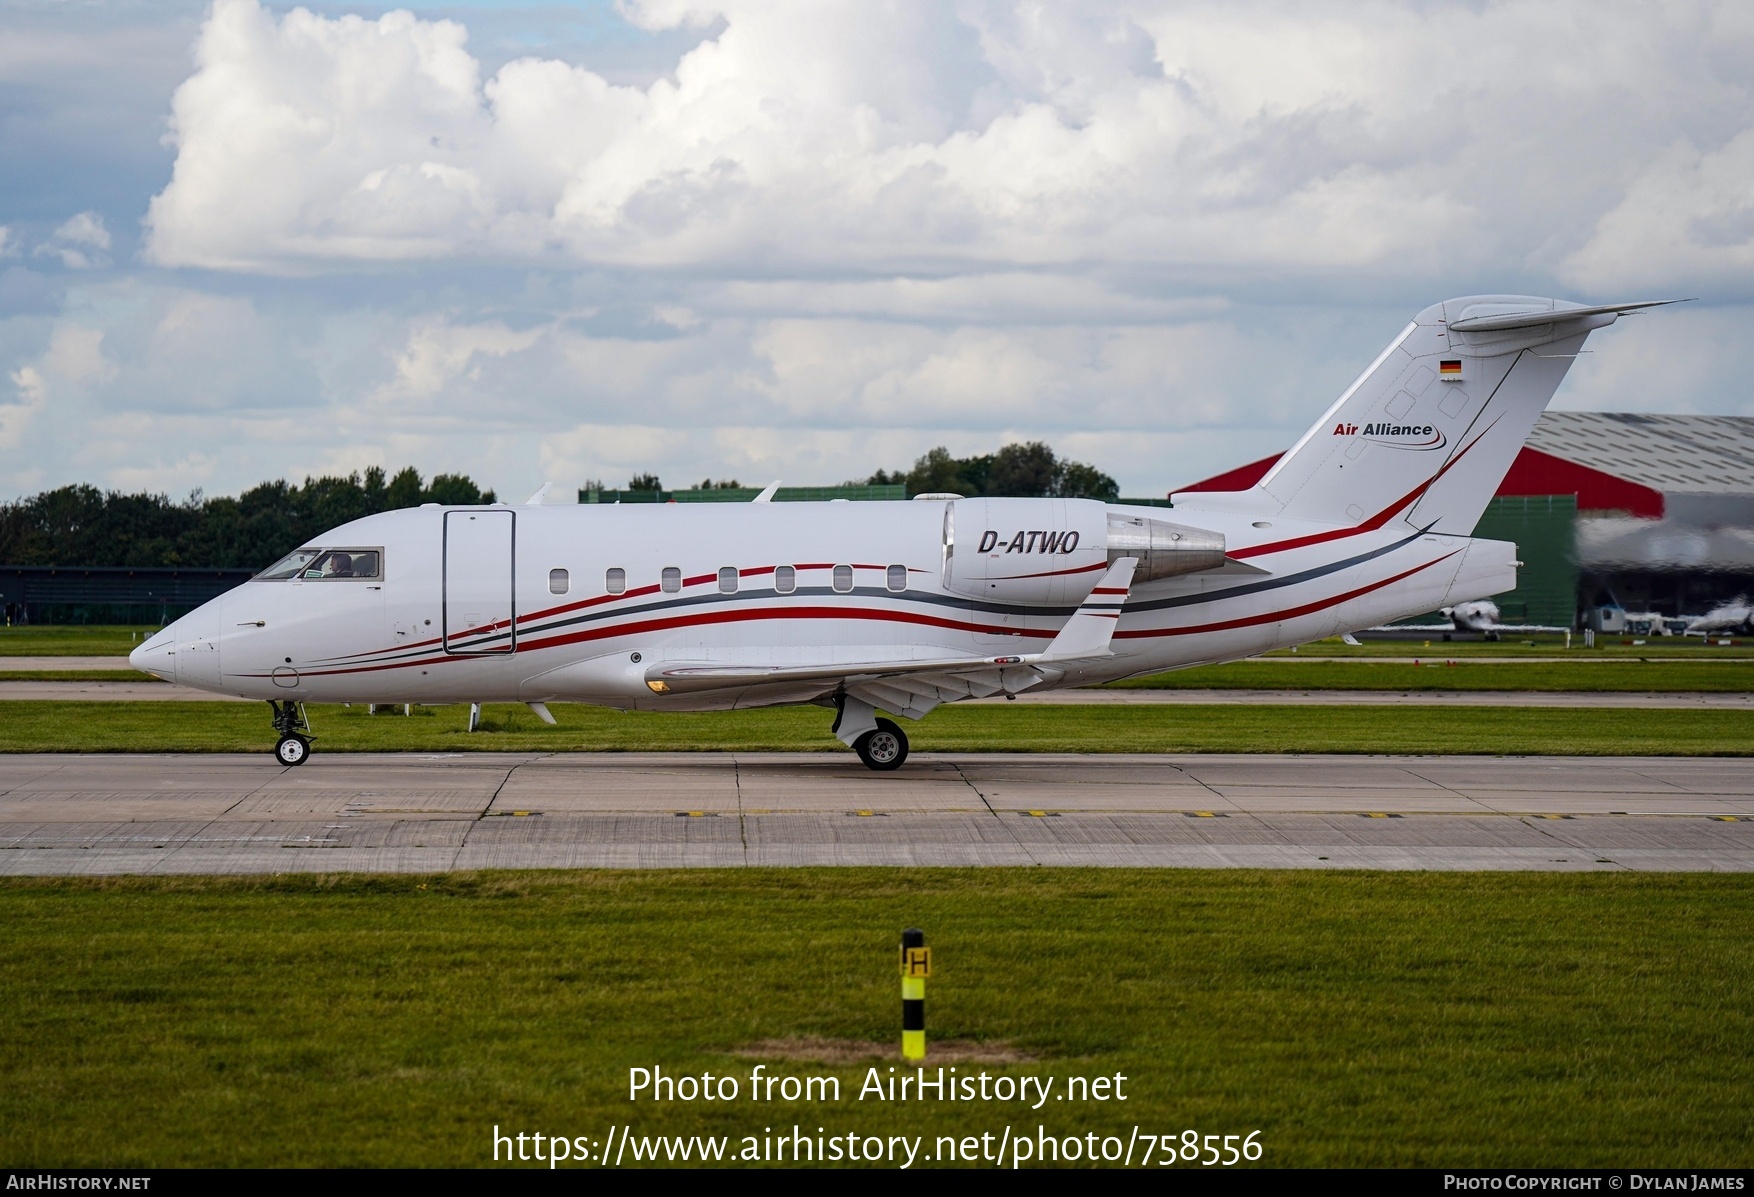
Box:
[1105,512,1226,580]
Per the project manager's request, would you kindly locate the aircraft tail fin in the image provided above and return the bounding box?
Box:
[1173,296,1677,535]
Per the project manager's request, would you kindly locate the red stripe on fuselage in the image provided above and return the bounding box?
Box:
[270,548,1455,679]
[1227,416,1501,561]
[1114,553,1454,638]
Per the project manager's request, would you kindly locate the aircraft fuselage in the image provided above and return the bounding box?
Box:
[134,496,1508,710]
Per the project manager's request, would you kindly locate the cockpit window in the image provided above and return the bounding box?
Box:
[256,548,322,580]
[256,548,382,580]
[303,549,380,579]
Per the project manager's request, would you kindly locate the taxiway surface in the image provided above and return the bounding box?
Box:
[2,752,1749,874]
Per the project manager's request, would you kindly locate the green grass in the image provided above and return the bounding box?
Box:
[0,700,1750,756]
[1263,637,1754,659]
[0,870,1747,1168]
[0,670,156,681]
[0,625,155,656]
[1110,660,1754,691]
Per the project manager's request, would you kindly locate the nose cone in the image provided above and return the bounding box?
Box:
[130,629,176,682]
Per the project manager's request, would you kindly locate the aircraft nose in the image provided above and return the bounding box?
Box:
[130,629,176,682]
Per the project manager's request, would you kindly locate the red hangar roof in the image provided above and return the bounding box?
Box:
[1174,413,1754,520]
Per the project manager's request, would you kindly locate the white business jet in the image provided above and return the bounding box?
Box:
[132,295,1672,769]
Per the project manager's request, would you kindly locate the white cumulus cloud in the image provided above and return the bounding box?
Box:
[36,211,112,269]
[5,0,1752,503]
[144,0,1754,295]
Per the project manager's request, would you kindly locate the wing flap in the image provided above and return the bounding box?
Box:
[646,653,1036,695]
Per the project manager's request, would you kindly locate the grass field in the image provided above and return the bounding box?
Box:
[0,670,152,681]
[1,870,1747,1168]
[6,659,1753,690]
[1109,660,1754,691]
[1262,637,1754,659]
[0,626,156,656]
[1,699,1751,756]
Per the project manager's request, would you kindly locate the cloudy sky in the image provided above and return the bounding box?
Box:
[3,0,1752,502]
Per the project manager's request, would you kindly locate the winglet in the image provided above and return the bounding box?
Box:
[753,481,781,503]
[524,482,553,506]
[1035,557,1137,662]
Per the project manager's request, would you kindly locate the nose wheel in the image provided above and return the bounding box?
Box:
[268,700,313,766]
[854,718,909,771]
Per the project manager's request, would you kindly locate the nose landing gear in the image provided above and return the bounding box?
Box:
[269,700,312,766]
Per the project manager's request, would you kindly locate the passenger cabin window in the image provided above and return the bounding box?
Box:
[606,567,626,595]
[718,566,738,594]
[661,567,682,593]
[887,564,907,592]
[549,568,569,595]
[257,548,381,580]
[832,564,854,593]
[774,565,796,594]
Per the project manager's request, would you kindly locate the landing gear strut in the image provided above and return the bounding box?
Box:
[854,718,909,771]
[269,700,311,766]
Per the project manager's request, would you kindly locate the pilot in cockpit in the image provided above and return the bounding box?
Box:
[325,552,355,578]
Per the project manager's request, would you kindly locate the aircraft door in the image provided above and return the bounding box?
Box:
[444,510,516,654]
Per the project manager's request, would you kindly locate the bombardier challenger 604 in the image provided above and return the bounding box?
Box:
[132,296,1673,769]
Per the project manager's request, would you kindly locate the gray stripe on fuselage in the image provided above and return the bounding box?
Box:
[318,530,1430,665]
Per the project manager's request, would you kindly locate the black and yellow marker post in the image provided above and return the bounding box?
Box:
[901,927,931,1061]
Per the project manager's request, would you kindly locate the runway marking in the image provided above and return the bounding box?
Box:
[6,754,1752,873]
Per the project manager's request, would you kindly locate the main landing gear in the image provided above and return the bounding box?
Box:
[833,693,911,771]
[855,718,909,772]
[270,700,311,766]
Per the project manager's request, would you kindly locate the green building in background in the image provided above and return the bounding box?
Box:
[1470,494,1579,627]
[581,484,907,504]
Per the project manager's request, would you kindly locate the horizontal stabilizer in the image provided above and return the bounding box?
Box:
[1448,299,1683,332]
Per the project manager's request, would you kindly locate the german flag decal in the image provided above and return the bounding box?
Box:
[1439,359,1463,377]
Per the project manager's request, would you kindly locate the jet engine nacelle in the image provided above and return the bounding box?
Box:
[943,498,1225,604]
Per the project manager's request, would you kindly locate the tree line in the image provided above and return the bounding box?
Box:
[618,442,1121,501]
[0,468,495,570]
[2,440,1121,569]
[856,442,1119,501]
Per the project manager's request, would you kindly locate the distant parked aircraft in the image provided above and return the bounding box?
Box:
[1687,599,1754,636]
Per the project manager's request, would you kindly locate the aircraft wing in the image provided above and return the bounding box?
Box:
[647,654,1042,694]
[644,557,1140,716]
